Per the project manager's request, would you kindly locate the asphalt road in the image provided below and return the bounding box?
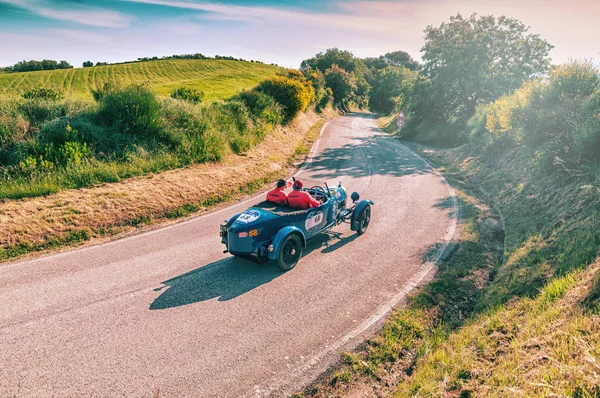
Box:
[0,114,457,397]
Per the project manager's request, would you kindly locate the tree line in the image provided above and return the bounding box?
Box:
[82,53,268,68]
[299,12,598,173]
[2,53,270,73]
[2,59,73,73]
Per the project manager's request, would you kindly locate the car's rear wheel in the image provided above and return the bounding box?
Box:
[357,205,371,235]
[276,234,303,271]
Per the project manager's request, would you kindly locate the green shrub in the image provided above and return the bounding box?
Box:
[180,120,227,162]
[38,120,82,146]
[22,88,63,101]
[0,104,29,148]
[572,89,600,162]
[171,87,204,103]
[96,85,163,139]
[90,82,115,102]
[58,141,91,165]
[522,61,599,153]
[316,87,333,113]
[236,90,283,126]
[18,154,54,174]
[18,99,65,128]
[469,60,600,170]
[257,77,313,123]
[161,98,199,130]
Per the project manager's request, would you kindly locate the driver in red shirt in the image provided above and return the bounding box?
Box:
[287,179,321,209]
[266,179,288,205]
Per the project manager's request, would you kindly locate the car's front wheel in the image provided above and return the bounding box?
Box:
[357,204,371,235]
[276,234,303,271]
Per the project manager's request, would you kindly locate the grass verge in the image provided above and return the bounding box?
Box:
[299,131,600,397]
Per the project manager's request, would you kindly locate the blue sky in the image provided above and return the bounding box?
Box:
[0,0,598,68]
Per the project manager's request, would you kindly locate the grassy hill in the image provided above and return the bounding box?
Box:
[0,59,282,100]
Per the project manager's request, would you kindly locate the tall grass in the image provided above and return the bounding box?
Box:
[0,83,287,199]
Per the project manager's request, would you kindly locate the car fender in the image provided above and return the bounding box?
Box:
[221,213,241,245]
[350,200,374,231]
[268,226,307,260]
[227,213,241,226]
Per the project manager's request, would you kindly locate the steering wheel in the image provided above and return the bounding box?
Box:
[308,186,327,203]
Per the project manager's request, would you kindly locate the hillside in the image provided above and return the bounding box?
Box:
[0,59,281,100]
[301,112,600,397]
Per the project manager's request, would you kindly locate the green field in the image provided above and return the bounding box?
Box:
[0,59,282,101]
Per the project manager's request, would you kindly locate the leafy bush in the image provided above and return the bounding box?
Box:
[1,74,292,198]
[324,64,357,108]
[18,99,65,128]
[469,60,600,170]
[90,82,115,102]
[573,90,600,162]
[521,61,599,163]
[236,90,283,126]
[0,102,29,148]
[179,120,227,162]
[22,88,63,101]
[316,87,333,113]
[19,155,54,174]
[96,85,163,139]
[257,77,313,123]
[57,141,91,165]
[171,87,204,103]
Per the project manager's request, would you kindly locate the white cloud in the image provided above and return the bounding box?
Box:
[123,0,400,35]
[0,0,133,27]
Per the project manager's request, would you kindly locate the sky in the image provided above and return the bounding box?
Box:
[0,0,598,69]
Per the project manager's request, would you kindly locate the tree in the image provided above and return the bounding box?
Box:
[57,60,73,69]
[324,64,356,107]
[382,51,420,71]
[369,66,418,114]
[83,61,94,67]
[300,48,368,76]
[414,13,553,143]
[354,74,371,108]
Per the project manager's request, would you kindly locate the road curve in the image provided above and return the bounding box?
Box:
[0,114,457,397]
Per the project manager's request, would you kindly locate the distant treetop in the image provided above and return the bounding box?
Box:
[3,59,73,73]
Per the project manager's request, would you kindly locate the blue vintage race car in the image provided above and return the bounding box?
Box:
[220,182,373,271]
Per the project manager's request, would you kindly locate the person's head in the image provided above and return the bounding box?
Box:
[276,179,286,188]
[293,179,303,190]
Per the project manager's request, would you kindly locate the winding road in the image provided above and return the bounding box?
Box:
[0,114,457,397]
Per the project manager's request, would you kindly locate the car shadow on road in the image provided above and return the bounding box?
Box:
[149,231,360,310]
[149,257,282,310]
[306,231,360,254]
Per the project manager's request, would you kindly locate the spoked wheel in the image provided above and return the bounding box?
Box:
[357,204,371,235]
[276,234,303,271]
